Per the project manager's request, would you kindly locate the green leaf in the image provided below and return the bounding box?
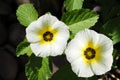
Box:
[16,3,38,27]
[50,64,98,80]
[64,0,84,11]
[25,55,51,80]
[38,57,51,80]
[62,9,99,36]
[16,39,33,57]
[112,49,118,69]
[102,17,120,44]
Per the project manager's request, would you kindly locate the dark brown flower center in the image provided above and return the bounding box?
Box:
[43,31,53,41]
[84,47,96,59]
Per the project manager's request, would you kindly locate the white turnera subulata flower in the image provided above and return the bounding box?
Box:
[26,13,69,57]
[65,29,113,77]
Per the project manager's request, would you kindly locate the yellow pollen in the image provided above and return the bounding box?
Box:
[87,52,93,57]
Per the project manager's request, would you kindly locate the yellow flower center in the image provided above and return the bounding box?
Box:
[81,41,101,65]
[38,25,58,44]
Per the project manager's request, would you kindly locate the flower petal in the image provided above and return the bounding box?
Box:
[97,34,113,56]
[75,29,99,46]
[65,39,83,63]
[48,20,70,56]
[51,20,69,41]
[91,55,113,75]
[30,42,51,57]
[71,58,94,77]
[26,21,41,42]
[38,13,59,27]
[50,41,66,56]
[53,22,69,41]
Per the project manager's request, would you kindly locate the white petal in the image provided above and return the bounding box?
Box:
[51,20,69,29]
[38,13,59,27]
[51,20,69,41]
[50,29,69,56]
[65,39,83,63]
[26,21,41,42]
[50,41,66,56]
[91,55,113,75]
[47,21,69,56]
[97,34,113,56]
[30,42,51,57]
[71,58,94,77]
[75,29,99,46]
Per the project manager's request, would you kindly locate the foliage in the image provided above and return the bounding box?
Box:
[102,17,120,44]
[62,9,99,36]
[25,55,51,80]
[16,3,38,27]
[16,39,32,57]
[64,0,84,11]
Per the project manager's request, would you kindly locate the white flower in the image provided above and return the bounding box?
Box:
[65,29,113,77]
[26,13,69,57]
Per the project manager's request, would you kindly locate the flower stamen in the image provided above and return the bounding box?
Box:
[43,31,53,41]
[84,47,96,59]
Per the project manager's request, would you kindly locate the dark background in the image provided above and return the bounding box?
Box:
[0,0,26,80]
